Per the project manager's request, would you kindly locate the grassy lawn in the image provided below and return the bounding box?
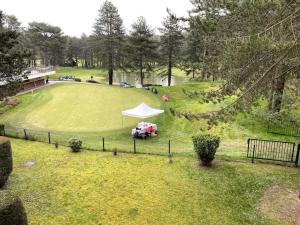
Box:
[4,138,299,225]
[50,67,107,82]
[0,83,159,132]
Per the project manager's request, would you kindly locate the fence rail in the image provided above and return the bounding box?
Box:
[0,124,188,157]
[267,119,300,137]
[247,138,299,167]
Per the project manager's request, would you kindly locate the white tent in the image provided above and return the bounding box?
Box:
[122,103,164,119]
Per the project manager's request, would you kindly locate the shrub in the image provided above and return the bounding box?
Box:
[192,134,220,166]
[54,141,59,148]
[0,138,13,188]
[86,80,100,84]
[74,78,81,82]
[0,191,28,225]
[68,138,82,152]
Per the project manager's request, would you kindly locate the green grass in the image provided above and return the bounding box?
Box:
[50,67,107,82]
[0,83,159,132]
[1,79,298,158]
[4,138,300,225]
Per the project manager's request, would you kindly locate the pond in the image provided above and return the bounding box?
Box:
[111,72,187,86]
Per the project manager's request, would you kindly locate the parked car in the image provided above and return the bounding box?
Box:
[120,82,132,88]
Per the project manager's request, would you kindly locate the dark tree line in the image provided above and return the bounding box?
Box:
[1,0,299,115]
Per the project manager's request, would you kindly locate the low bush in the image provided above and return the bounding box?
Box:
[69,138,82,152]
[86,80,100,84]
[0,191,28,225]
[74,78,81,82]
[192,134,220,166]
[0,138,13,188]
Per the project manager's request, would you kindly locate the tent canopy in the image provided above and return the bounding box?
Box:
[122,103,164,119]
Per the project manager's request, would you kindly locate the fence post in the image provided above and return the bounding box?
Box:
[102,137,105,151]
[295,144,300,167]
[133,139,136,154]
[24,129,27,140]
[168,140,171,156]
[252,145,256,163]
[48,132,51,144]
[247,139,250,157]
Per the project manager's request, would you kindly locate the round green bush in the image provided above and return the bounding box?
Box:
[0,191,28,225]
[0,137,13,188]
[192,134,220,166]
[68,138,82,152]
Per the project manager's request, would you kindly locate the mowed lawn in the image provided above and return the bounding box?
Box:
[4,138,300,225]
[0,83,160,132]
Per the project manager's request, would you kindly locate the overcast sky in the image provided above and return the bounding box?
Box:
[1,0,193,37]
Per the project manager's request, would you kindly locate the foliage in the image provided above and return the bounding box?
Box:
[0,138,13,188]
[159,9,184,86]
[192,134,220,166]
[0,190,28,225]
[0,11,31,100]
[93,0,125,85]
[126,17,158,85]
[27,22,66,66]
[68,138,82,152]
[86,79,100,84]
[188,0,300,123]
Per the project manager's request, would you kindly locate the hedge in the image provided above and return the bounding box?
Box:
[0,191,28,225]
[0,137,13,188]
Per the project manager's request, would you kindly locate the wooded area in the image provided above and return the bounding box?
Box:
[1,0,299,114]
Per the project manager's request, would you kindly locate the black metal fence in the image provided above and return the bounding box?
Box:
[247,138,300,167]
[0,124,182,157]
[267,119,300,137]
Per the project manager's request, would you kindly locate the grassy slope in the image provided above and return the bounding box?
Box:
[1,79,299,158]
[0,83,159,132]
[5,138,300,225]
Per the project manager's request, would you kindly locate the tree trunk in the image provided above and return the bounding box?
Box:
[108,53,113,85]
[273,73,286,112]
[192,68,195,79]
[168,54,172,86]
[268,80,275,111]
[43,52,49,67]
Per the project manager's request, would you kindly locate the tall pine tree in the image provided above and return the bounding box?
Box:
[159,9,184,86]
[127,17,158,85]
[93,0,124,85]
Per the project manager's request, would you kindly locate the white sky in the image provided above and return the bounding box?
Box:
[1,0,193,37]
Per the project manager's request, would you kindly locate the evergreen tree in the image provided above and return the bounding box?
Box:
[0,11,30,100]
[93,0,124,85]
[27,22,66,66]
[159,9,184,86]
[127,17,158,85]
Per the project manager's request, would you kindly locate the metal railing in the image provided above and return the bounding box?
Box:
[247,138,299,167]
[0,124,192,157]
[267,119,300,137]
